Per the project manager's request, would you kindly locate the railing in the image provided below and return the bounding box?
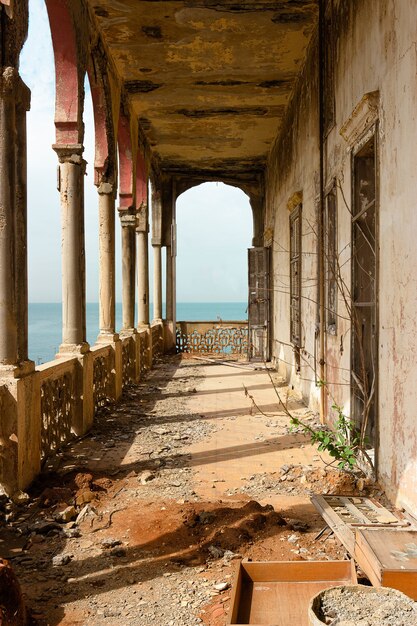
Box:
[138,328,150,378]
[151,321,164,364]
[92,345,112,411]
[176,321,249,356]
[121,336,136,387]
[38,357,77,461]
[0,324,168,492]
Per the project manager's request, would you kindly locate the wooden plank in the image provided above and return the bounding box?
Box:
[354,532,383,587]
[311,494,355,553]
[382,570,417,600]
[242,560,355,583]
[228,561,244,625]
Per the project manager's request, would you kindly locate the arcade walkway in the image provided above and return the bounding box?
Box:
[2,355,359,625]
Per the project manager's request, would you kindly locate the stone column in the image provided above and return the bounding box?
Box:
[137,208,149,327]
[119,211,136,331]
[54,145,89,354]
[54,145,93,437]
[97,181,122,399]
[0,68,18,365]
[97,182,117,340]
[153,244,162,321]
[166,245,173,321]
[0,68,40,494]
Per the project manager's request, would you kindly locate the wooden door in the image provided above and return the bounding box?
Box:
[351,134,378,452]
[248,247,270,361]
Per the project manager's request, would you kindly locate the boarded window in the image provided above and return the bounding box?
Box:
[325,186,337,334]
[290,205,302,370]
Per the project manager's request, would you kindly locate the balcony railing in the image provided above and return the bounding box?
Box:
[176,320,248,356]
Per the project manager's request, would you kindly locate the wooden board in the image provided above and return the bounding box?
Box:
[311,495,411,554]
[228,560,357,625]
[355,529,417,599]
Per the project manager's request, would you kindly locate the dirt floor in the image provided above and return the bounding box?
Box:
[0,355,385,625]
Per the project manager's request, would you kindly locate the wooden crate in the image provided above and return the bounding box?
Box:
[355,529,417,599]
[228,560,357,625]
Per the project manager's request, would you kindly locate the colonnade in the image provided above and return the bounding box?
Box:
[0,55,176,496]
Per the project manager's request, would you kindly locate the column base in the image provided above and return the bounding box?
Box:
[57,342,90,357]
[119,328,137,338]
[96,332,120,344]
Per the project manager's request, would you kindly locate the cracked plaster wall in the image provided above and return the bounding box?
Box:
[266,0,417,515]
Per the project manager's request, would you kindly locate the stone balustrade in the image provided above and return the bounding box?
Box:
[0,321,164,493]
[176,321,249,356]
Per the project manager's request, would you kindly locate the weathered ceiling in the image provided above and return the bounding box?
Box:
[89,0,318,180]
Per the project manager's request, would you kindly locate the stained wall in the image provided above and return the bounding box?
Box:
[266,0,417,515]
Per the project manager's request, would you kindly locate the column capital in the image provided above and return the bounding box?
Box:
[119,211,136,228]
[53,144,84,164]
[0,68,30,110]
[136,202,149,233]
[97,181,115,196]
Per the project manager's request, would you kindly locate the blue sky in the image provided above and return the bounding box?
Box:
[20,0,252,303]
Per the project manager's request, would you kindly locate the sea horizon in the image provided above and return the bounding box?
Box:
[28,301,248,364]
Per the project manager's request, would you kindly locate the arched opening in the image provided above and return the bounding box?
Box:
[20,0,60,364]
[83,73,100,344]
[176,182,252,321]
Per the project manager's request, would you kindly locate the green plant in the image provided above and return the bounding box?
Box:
[290,404,361,471]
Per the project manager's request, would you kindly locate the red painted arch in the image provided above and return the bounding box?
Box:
[87,63,113,185]
[118,112,134,209]
[45,0,81,145]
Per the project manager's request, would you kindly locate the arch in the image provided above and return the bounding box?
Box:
[175,178,264,246]
[117,109,134,209]
[87,44,116,186]
[136,150,148,210]
[175,182,253,304]
[44,0,82,145]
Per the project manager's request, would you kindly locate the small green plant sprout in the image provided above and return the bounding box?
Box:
[290,403,361,471]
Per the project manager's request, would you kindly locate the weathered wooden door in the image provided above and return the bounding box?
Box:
[351,134,378,452]
[248,247,270,361]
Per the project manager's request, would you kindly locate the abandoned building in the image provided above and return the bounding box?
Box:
[1,0,417,621]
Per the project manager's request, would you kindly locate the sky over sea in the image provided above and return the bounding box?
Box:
[19,0,253,304]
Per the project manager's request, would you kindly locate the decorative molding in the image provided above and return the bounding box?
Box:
[340,91,379,146]
[287,191,303,212]
[264,226,273,247]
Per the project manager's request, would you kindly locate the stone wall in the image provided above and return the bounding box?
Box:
[266,0,417,514]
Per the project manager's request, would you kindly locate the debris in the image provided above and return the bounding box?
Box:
[208,545,225,559]
[52,554,71,566]
[138,470,156,484]
[76,504,97,525]
[56,505,77,523]
[101,538,122,549]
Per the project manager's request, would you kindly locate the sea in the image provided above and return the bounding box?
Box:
[28,302,248,365]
